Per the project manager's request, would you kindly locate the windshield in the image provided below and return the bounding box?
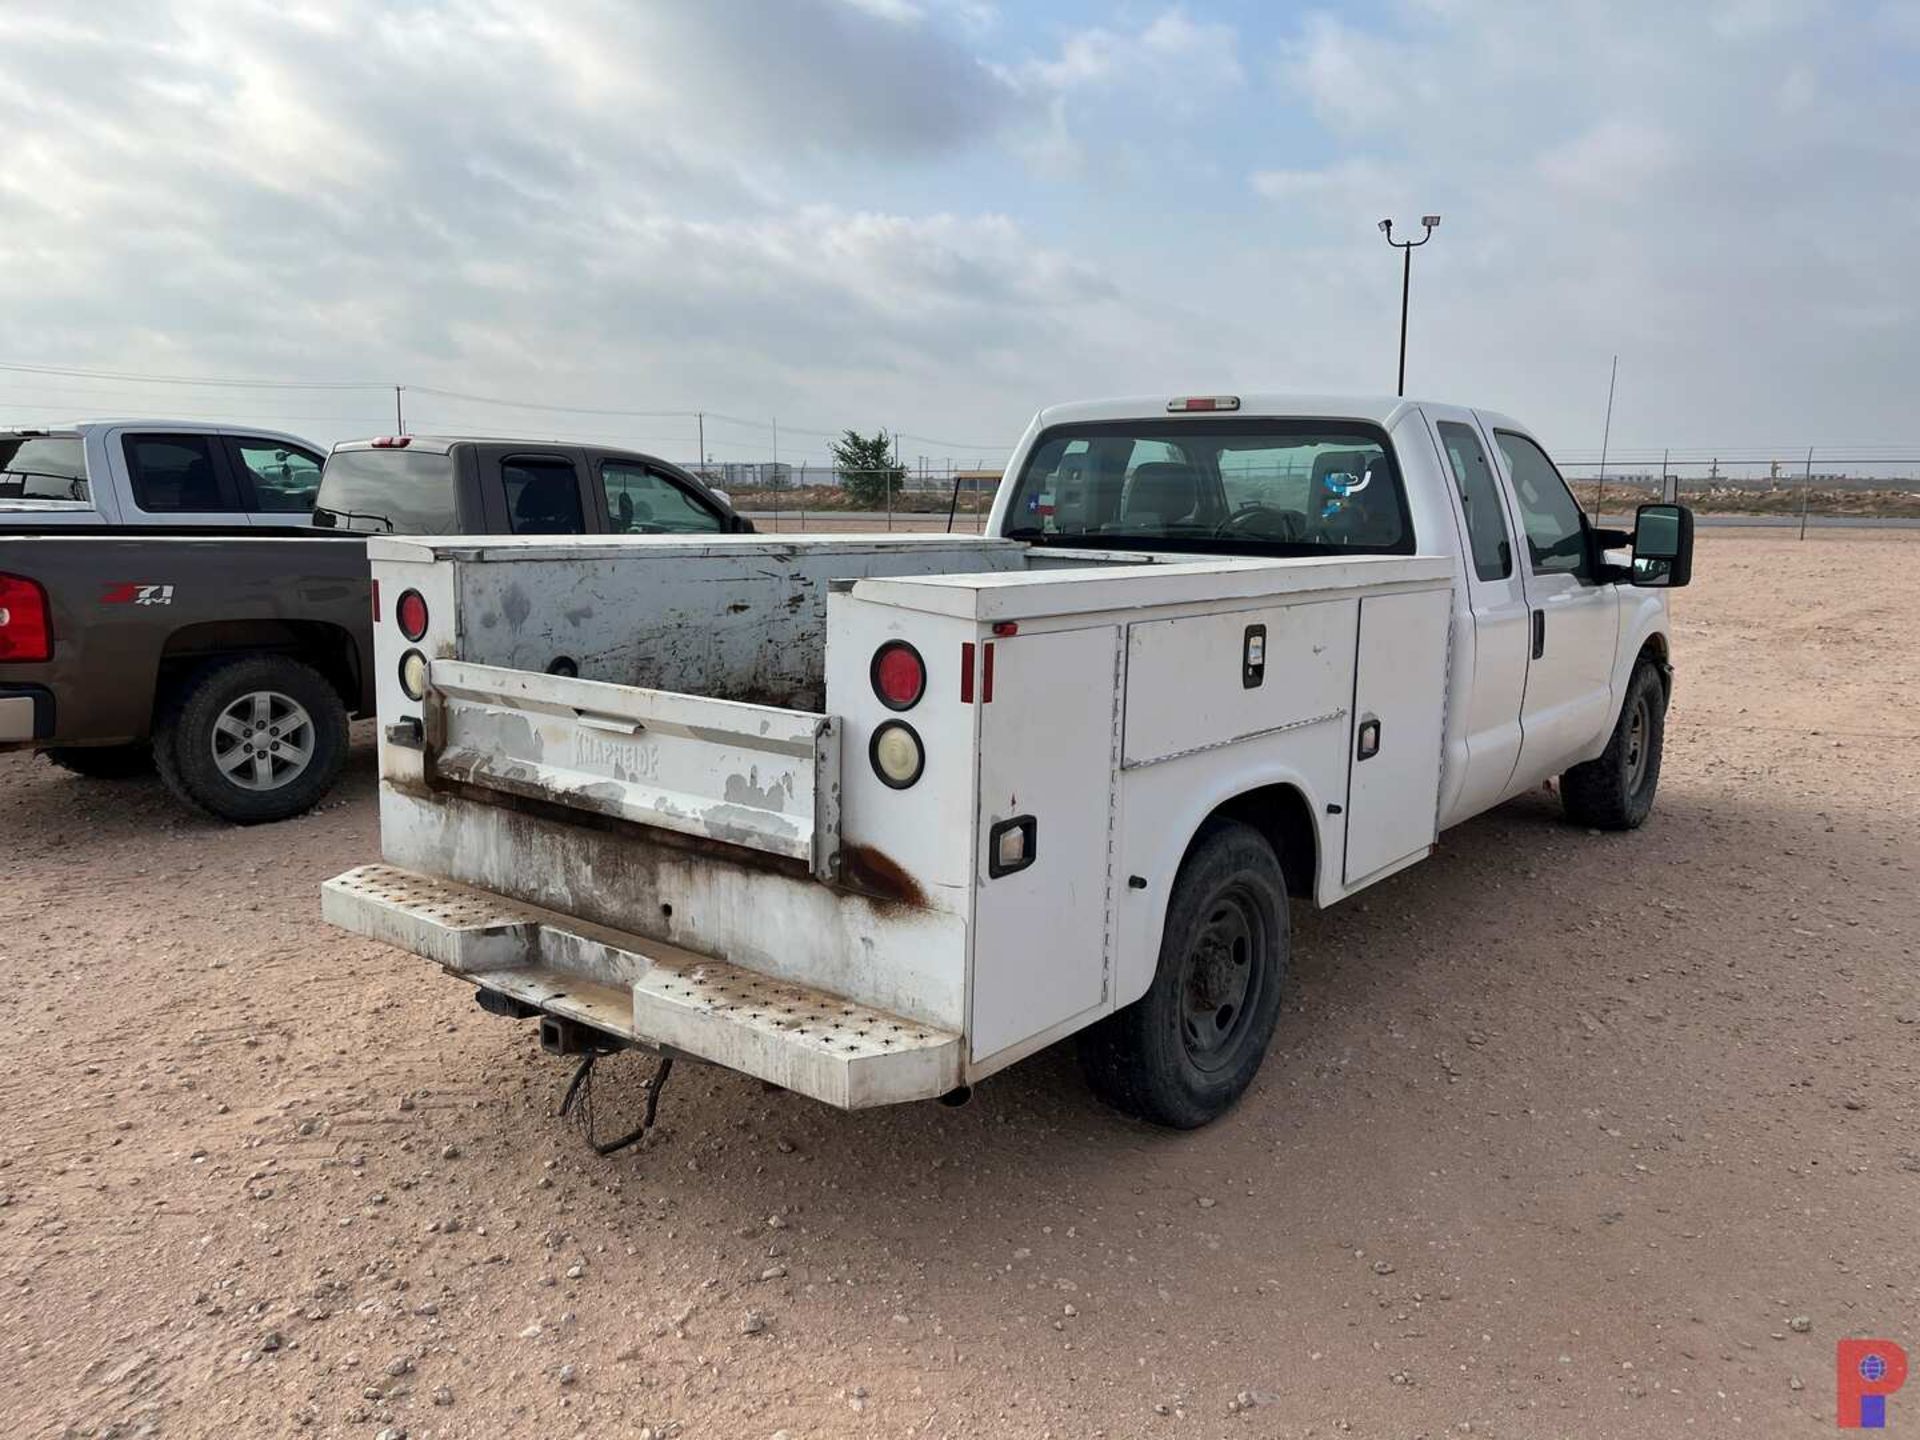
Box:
[0,434,89,503]
[314,448,458,533]
[1003,418,1411,555]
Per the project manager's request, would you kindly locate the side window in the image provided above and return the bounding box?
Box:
[502,457,586,535]
[601,462,723,534]
[1494,431,1589,578]
[230,439,324,513]
[1436,421,1512,581]
[123,434,230,514]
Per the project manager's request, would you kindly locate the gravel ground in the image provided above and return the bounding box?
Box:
[2,529,1915,1440]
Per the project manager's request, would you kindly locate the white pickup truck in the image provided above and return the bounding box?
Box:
[323,394,1693,1136]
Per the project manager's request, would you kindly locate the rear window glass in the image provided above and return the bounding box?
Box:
[0,434,89,503]
[1004,417,1412,556]
[315,449,458,533]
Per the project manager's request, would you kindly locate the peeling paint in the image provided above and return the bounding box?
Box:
[723,767,789,814]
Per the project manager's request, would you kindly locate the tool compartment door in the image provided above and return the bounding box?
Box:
[969,626,1121,1065]
[1343,589,1450,883]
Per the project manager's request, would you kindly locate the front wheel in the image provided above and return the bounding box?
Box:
[1077,819,1289,1129]
[153,655,349,824]
[1560,660,1667,830]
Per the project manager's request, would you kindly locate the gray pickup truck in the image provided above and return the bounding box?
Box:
[1,433,749,823]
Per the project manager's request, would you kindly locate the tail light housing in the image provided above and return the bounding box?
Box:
[870,641,925,710]
[0,573,52,662]
[396,589,429,642]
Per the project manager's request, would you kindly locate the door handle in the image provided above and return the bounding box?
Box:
[1531,608,1546,659]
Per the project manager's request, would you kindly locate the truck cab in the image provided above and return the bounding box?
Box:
[988,395,1687,833]
[314,436,751,537]
[320,395,1692,1134]
[1,422,327,528]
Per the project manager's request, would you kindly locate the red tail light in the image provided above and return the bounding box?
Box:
[0,573,52,662]
[396,589,429,642]
[371,435,412,448]
[871,641,925,710]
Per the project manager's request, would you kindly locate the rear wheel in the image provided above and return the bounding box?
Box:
[1077,820,1289,1129]
[1560,659,1666,830]
[153,655,348,824]
[43,743,153,779]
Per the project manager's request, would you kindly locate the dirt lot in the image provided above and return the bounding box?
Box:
[3,530,1916,1440]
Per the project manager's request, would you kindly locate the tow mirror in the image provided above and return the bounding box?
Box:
[1631,503,1693,588]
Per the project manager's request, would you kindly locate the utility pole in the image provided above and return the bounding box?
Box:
[1378,215,1440,396]
[697,412,705,476]
[1799,446,1814,542]
[394,385,405,434]
[1595,355,1617,521]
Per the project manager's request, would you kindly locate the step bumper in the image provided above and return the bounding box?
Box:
[322,863,963,1110]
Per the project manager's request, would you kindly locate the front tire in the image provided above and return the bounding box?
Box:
[1077,819,1289,1129]
[153,655,348,824]
[1560,659,1667,830]
[43,743,153,779]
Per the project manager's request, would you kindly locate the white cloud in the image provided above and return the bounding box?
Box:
[0,0,1097,456]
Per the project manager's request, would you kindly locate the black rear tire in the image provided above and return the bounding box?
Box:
[153,655,348,824]
[43,743,153,779]
[1077,819,1289,1129]
[1560,659,1667,830]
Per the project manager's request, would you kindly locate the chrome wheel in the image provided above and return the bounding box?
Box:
[1179,884,1266,1074]
[210,690,315,792]
[1624,691,1652,794]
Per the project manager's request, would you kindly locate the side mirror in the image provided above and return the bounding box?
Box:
[1630,503,1693,588]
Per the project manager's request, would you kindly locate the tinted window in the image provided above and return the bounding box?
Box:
[602,462,723,534]
[1005,418,1410,555]
[315,448,459,533]
[0,435,88,502]
[1436,421,1512,582]
[1495,431,1589,577]
[124,435,229,513]
[503,458,585,535]
[231,439,324,514]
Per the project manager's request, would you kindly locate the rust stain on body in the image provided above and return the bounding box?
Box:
[841,845,927,909]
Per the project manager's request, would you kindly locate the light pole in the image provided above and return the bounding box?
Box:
[1378,215,1440,396]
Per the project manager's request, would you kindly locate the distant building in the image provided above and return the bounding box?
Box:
[951,469,1003,494]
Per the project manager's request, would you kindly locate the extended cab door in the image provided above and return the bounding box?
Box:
[474,447,594,535]
[1483,420,1620,795]
[1420,405,1531,823]
[111,430,251,527]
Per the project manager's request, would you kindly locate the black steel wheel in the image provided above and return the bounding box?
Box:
[1561,659,1667,831]
[1078,819,1289,1129]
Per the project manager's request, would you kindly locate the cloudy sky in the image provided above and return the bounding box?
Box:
[1,0,1916,468]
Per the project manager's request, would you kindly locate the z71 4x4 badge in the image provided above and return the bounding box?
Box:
[101,582,175,606]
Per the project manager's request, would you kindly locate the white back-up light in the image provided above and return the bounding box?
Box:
[1167,396,1240,413]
